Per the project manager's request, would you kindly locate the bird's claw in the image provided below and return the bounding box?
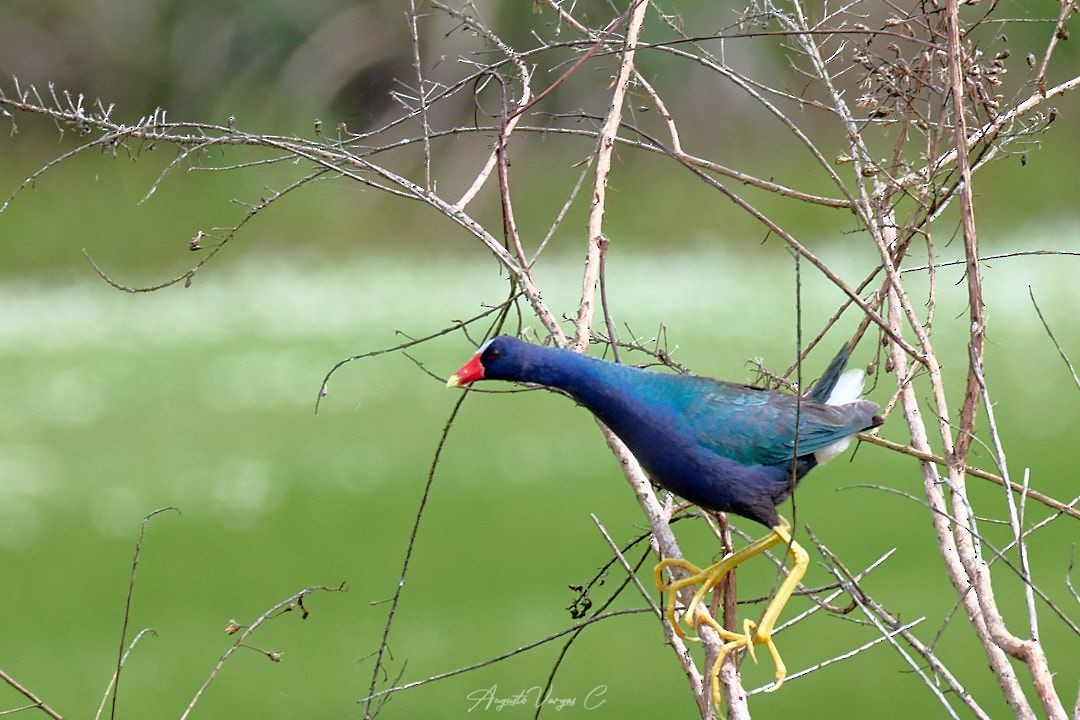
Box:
[742,618,758,664]
[654,525,804,706]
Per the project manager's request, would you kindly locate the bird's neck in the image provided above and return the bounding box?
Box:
[519,345,639,413]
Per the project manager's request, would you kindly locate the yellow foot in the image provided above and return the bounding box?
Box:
[653,521,808,705]
[653,556,744,641]
[709,620,788,701]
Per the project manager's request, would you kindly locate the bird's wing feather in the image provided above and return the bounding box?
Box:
[683,379,868,466]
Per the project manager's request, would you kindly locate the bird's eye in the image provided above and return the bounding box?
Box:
[485,347,501,362]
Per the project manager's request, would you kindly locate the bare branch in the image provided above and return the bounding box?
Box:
[572,0,650,352]
[0,669,63,720]
[857,433,1080,521]
[599,429,725,719]
[407,0,433,191]
[1034,1,1079,94]
[180,583,345,720]
[747,617,926,696]
[810,532,963,720]
[355,609,652,706]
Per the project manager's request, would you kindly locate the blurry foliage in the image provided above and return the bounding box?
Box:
[0,0,411,124]
[2,1,1078,280]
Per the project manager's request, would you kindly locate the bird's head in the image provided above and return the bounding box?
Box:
[446,335,529,387]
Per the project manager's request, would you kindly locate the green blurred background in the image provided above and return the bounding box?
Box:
[1,1,1078,718]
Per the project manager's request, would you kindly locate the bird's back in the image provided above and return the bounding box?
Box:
[575,364,874,463]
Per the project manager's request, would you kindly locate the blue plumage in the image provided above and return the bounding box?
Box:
[451,336,881,528]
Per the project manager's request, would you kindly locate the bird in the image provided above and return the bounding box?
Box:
[447,335,881,702]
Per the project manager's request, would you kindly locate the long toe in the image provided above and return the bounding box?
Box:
[762,636,787,692]
[710,636,749,705]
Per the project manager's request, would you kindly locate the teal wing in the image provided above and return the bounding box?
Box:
[680,378,870,466]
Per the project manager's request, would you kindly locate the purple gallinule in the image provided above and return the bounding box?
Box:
[448,336,881,700]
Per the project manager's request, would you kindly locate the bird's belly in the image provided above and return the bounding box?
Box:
[589,399,800,528]
[609,419,794,528]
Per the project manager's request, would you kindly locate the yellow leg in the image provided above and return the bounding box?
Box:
[752,523,809,692]
[654,518,809,704]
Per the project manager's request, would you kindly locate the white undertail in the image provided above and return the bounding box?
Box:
[813,368,866,464]
[826,368,866,407]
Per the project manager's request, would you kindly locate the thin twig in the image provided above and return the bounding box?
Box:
[1034,0,1078,94]
[315,299,516,413]
[1028,285,1080,393]
[590,514,661,616]
[407,0,433,191]
[0,669,63,720]
[810,532,964,720]
[857,433,1080,521]
[530,516,654,720]
[597,237,621,364]
[746,617,925,695]
[109,507,177,720]
[95,628,157,720]
[361,393,468,719]
[1066,546,1080,606]
[899,250,1080,273]
[180,583,345,720]
[355,609,652,706]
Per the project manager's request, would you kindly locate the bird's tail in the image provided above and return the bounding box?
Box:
[807,345,859,405]
[808,345,880,464]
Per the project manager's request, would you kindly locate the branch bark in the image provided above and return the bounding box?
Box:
[0,668,63,720]
[572,0,650,353]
